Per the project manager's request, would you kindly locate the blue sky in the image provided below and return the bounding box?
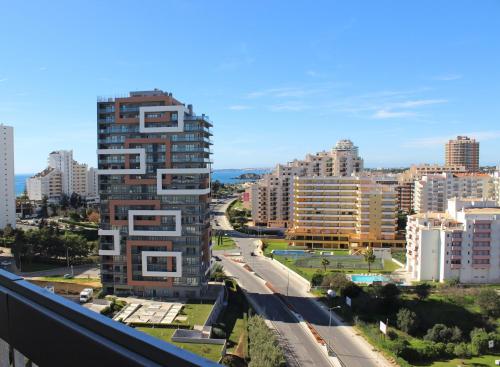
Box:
[1,0,499,173]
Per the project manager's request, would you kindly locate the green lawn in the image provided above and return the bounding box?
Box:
[216,280,248,356]
[174,302,214,326]
[415,353,500,366]
[272,255,401,281]
[36,276,101,284]
[211,236,237,251]
[137,327,223,362]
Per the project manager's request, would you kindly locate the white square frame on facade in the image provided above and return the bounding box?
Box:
[98,229,121,256]
[156,167,211,195]
[96,148,146,175]
[141,251,182,277]
[139,105,188,133]
[128,210,182,237]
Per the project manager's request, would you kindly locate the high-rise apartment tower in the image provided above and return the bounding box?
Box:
[97,90,212,298]
[445,136,479,172]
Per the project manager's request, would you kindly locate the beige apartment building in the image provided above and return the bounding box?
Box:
[413,172,494,213]
[72,162,88,197]
[445,136,479,172]
[26,168,63,202]
[288,176,404,249]
[250,139,363,227]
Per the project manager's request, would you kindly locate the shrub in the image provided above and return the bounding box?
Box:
[476,288,500,317]
[388,338,409,357]
[424,324,462,343]
[311,271,324,286]
[248,315,285,367]
[415,283,431,300]
[212,326,226,339]
[397,308,419,335]
[470,328,489,355]
[453,342,471,358]
[341,283,362,298]
[445,342,456,356]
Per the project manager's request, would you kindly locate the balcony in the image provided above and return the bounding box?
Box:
[0,269,218,367]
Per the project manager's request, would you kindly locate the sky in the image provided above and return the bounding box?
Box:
[0,0,499,173]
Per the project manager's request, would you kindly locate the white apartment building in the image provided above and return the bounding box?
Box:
[86,167,98,198]
[406,198,500,283]
[250,139,363,227]
[413,172,494,213]
[0,124,16,229]
[27,150,94,201]
[26,168,62,201]
[48,150,74,196]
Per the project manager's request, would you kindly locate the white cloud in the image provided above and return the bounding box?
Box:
[268,102,312,112]
[393,99,448,108]
[247,86,324,99]
[432,73,462,81]
[372,109,416,119]
[228,105,251,111]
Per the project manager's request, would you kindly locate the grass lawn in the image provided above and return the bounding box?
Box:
[212,236,237,251]
[414,353,500,366]
[272,255,401,281]
[36,276,102,284]
[174,302,214,326]
[137,327,223,362]
[216,280,248,356]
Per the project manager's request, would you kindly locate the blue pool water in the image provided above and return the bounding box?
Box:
[351,275,390,283]
[272,250,308,256]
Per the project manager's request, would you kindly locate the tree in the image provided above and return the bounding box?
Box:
[322,272,350,291]
[311,271,324,286]
[87,211,100,224]
[415,283,431,300]
[59,194,69,210]
[476,289,500,317]
[380,283,400,300]
[364,247,376,272]
[424,324,462,343]
[40,195,49,218]
[321,258,330,272]
[396,308,419,334]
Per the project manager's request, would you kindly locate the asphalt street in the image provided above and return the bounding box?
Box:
[212,198,389,367]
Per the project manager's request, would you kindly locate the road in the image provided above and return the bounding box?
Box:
[212,198,391,367]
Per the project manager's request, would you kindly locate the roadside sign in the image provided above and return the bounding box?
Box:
[379,321,387,335]
[345,296,352,307]
[489,340,495,349]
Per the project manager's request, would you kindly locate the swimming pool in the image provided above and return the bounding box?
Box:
[350,274,390,283]
[271,250,309,256]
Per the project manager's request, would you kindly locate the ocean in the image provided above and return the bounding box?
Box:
[14,168,269,196]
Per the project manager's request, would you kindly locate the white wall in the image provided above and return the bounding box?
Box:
[0,125,16,229]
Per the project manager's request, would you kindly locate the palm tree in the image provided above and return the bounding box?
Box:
[321,258,330,272]
[364,247,376,273]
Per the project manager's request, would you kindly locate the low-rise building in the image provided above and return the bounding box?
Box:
[406,198,500,283]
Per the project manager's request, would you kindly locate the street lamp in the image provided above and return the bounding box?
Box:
[326,289,342,351]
